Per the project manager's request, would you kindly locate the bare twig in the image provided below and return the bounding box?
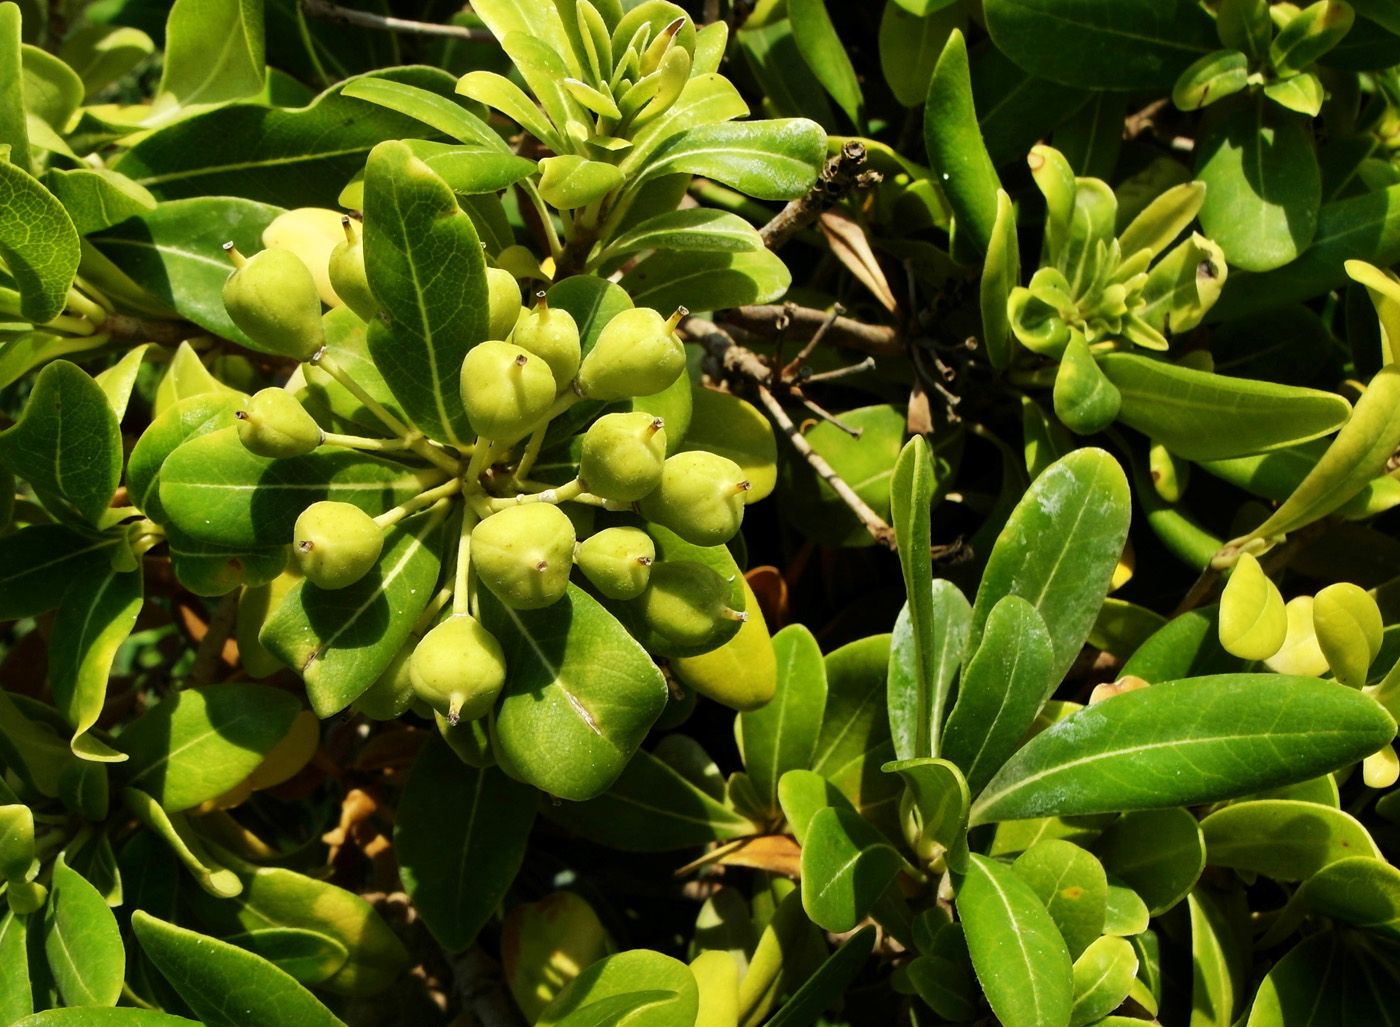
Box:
[798,396,862,438]
[300,0,497,41]
[803,356,876,384]
[759,141,882,252]
[727,304,902,355]
[780,304,843,380]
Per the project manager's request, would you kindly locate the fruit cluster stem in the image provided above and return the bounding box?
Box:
[374,477,463,530]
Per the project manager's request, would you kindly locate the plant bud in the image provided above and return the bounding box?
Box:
[512,295,581,387]
[638,451,749,546]
[262,207,346,307]
[355,642,417,720]
[236,388,323,459]
[222,245,326,361]
[293,500,384,590]
[576,307,686,401]
[1052,331,1121,435]
[409,614,507,724]
[487,267,523,341]
[460,341,557,441]
[472,504,577,609]
[580,412,667,502]
[633,560,744,648]
[328,217,379,322]
[576,526,655,600]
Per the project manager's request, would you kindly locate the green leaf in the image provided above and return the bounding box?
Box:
[738,625,826,818]
[46,168,157,236]
[158,427,433,548]
[486,584,669,801]
[1272,1,1355,75]
[89,196,283,347]
[0,525,115,620]
[1302,855,1400,937]
[800,806,904,934]
[222,929,347,987]
[639,119,826,201]
[536,949,699,1027]
[1011,839,1108,959]
[0,911,29,1023]
[812,634,902,824]
[133,911,345,1027]
[981,189,1020,369]
[618,247,791,311]
[764,926,876,1027]
[155,0,263,110]
[46,854,123,1007]
[1200,799,1381,881]
[455,70,564,153]
[983,0,1218,91]
[1093,808,1204,915]
[260,512,443,717]
[0,3,29,172]
[969,448,1130,693]
[122,787,242,898]
[543,746,755,850]
[923,29,1001,256]
[1245,930,1399,1027]
[116,683,301,812]
[971,676,1397,824]
[342,75,504,151]
[678,387,776,500]
[889,581,970,763]
[1218,551,1287,660]
[788,0,864,128]
[49,565,142,761]
[165,524,287,598]
[126,391,244,521]
[406,144,538,196]
[881,1,961,109]
[957,852,1074,1027]
[882,757,970,871]
[778,768,856,846]
[1188,888,1243,1027]
[1196,96,1320,272]
[890,437,936,758]
[362,139,486,447]
[20,44,82,132]
[397,734,535,951]
[1098,352,1352,461]
[58,24,155,99]
[1069,935,1137,1027]
[603,208,763,258]
[1172,50,1250,111]
[942,597,1055,795]
[0,156,80,325]
[736,18,834,125]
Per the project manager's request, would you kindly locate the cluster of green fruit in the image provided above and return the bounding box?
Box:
[219,211,752,726]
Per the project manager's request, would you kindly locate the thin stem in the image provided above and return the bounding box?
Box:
[462,437,497,487]
[483,478,585,511]
[299,0,497,40]
[517,180,563,264]
[374,476,461,530]
[320,431,416,452]
[64,286,109,325]
[513,423,549,483]
[454,506,480,617]
[802,356,877,384]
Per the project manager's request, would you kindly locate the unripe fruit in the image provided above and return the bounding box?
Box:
[236,388,323,459]
[355,642,417,720]
[511,296,581,387]
[633,561,745,647]
[222,245,326,361]
[409,614,507,724]
[576,526,654,600]
[328,217,379,322]
[638,451,749,546]
[472,504,576,609]
[460,341,557,441]
[576,307,686,401]
[262,207,346,307]
[293,501,384,590]
[487,267,523,341]
[580,412,667,502]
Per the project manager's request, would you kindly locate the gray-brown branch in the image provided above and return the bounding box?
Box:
[759,141,883,252]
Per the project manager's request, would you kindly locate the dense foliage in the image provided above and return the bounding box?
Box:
[1,0,1400,1025]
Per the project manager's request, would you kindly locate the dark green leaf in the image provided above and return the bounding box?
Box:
[736,18,834,125]
[764,926,876,1027]
[738,624,827,817]
[617,248,791,312]
[789,0,864,128]
[800,806,904,934]
[1094,808,1205,915]
[1246,931,1400,1027]
[0,525,114,620]
[1302,856,1400,937]
[14,1010,199,1025]
[924,29,1001,256]
[156,0,264,109]
[1200,799,1381,881]
[0,150,80,323]
[46,854,123,1007]
[46,168,156,236]
[812,634,902,825]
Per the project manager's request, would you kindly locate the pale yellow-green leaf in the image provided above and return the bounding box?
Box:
[1264,596,1329,677]
[1218,552,1286,661]
[1312,582,1383,688]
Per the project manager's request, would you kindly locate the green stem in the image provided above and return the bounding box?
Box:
[320,431,416,452]
[484,478,585,511]
[453,505,479,617]
[518,179,564,264]
[373,476,461,530]
[512,423,549,483]
[64,287,108,326]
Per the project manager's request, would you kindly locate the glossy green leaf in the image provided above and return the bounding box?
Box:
[880,1,960,108]
[133,911,345,1027]
[983,0,1217,90]
[260,512,442,717]
[737,17,833,125]
[619,247,791,312]
[0,360,119,526]
[89,196,283,346]
[0,525,114,620]
[1272,1,1355,74]
[1093,808,1205,915]
[737,625,826,817]
[1246,930,1400,1027]
[116,683,301,811]
[544,746,755,850]
[924,29,1000,256]
[1099,352,1351,461]
[1069,935,1136,1027]
[121,787,242,897]
[223,929,347,987]
[536,949,699,1027]
[890,436,937,756]
[1053,333,1120,435]
[812,634,902,824]
[800,805,904,934]
[1313,582,1383,688]
[957,852,1074,1027]
[942,596,1054,795]
[397,734,535,951]
[1200,799,1381,881]
[640,119,825,201]
[1102,879,1149,936]
[158,427,432,548]
[888,581,970,763]
[883,757,970,871]
[0,149,80,324]
[1188,889,1243,1027]
[603,208,763,258]
[46,854,123,1008]
[58,24,154,99]
[49,565,142,761]
[762,925,873,1027]
[969,448,1131,693]
[1172,50,1250,111]
[342,75,502,151]
[126,391,245,521]
[981,189,1019,369]
[1196,96,1320,272]
[777,768,856,846]
[1264,71,1326,117]
[165,524,287,598]
[156,0,263,109]
[789,0,863,128]
[1120,606,1241,682]
[46,167,156,237]
[486,584,669,801]
[1302,855,1400,937]
[1219,552,1287,660]
[678,387,776,502]
[362,140,486,447]
[455,70,564,152]
[971,676,1397,824]
[1011,839,1108,959]
[0,911,30,1024]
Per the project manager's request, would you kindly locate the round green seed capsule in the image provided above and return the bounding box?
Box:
[236,388,323,459]
[576,526,655,600]
[293,501,384,590]
[409,615,507,724]
[472,504,577,609]
[486,267,524,341]
[576,307,686,401]
[638,451,749,546]
[222,245,326,361]
[634,560,745,647]
[460,341,557,441]
[580,412,667,502]
[511,294,581,388]
[328,216,379,322]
